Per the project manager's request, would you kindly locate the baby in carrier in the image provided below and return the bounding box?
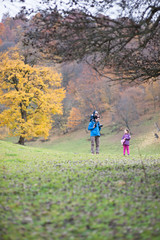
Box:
[90,110,103,128]
[90,110,99,122]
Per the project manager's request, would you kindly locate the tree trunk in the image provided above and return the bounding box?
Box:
[18,136,25,145]
[18,103,27,145]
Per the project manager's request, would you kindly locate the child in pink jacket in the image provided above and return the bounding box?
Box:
[121,129,131,156]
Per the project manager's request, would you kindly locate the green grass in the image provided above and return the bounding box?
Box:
[0,140,160,240]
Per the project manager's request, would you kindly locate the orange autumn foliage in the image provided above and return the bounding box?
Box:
[67,107,82,129]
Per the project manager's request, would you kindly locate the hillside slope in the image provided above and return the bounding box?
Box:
[22,113,160,156]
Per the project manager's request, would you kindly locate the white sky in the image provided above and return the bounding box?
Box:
[0,0,121,21]
[0,0,53,20]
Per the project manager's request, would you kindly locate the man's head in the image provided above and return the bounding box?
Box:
[94,115,100,121]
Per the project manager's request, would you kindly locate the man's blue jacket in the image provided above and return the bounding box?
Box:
[88,120,101,137]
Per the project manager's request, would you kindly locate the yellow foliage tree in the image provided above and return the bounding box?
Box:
[0,50,65,144]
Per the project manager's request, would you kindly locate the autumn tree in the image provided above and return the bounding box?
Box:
[1,14,24,43]
[66,63,111,119]
[0,14,26,53]
[67,107,82,130]
[114,86,146,130]
[116,96,137,131]
[0,23,5,45]
[0,49,65,145]
[22,0,160,84]
[144,81,160,111]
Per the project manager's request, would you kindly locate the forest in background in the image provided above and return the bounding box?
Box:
[0,9,160,142]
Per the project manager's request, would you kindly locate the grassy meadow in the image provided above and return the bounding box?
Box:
[0,116,160,240]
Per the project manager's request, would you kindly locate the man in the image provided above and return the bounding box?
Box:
[88,115,102,154]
